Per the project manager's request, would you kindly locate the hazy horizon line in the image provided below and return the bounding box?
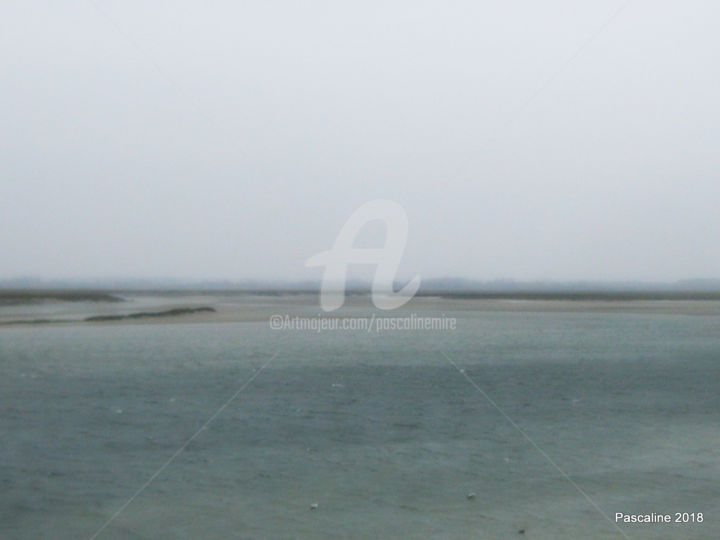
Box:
[2,276,720,290]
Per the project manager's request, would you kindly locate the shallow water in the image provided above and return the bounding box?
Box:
[1,307,719,539]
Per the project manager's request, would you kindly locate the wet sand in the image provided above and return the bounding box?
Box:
[3,293,720,328]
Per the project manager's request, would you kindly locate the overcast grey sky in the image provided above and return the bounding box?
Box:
[1,1,718,282]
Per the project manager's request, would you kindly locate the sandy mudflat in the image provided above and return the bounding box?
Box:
[2,293,720,328]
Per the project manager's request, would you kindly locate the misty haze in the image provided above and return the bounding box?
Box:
[1,2,719,539]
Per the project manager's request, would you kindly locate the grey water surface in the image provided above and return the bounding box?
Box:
[1,308,719,539]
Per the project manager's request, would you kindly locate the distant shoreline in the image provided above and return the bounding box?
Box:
[0,290,124,306]
[422,290,720,301]
[4,288,720,305]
